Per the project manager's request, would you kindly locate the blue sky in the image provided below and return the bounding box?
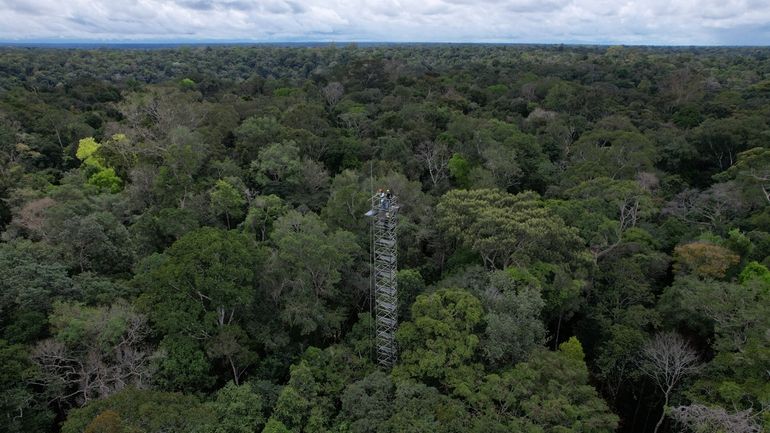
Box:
[1,0,769,45]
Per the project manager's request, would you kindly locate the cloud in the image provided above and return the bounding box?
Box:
[0,0,768,44]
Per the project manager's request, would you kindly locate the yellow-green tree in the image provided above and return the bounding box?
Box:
[76,136,123,193]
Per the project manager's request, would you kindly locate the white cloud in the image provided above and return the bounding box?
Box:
[0,0,768,44]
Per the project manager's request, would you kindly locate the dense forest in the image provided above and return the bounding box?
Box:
[0,44,769,433]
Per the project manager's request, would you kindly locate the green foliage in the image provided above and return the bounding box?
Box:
[0,340,53,433]
[556,177,656,261]
[321,169,369,240]
[266,345,370,433]
[396,269,426,319]
[154,335,215,393]
[339,371,395,433]
[76,137,123,192]
[716,146,770,205]
[138,227,262,335]
[268,211,359,337]
[205,381,266,433]
[471,340,619,433]
[395,289,483,389]
[480,269,546,367]
[61,388,215,433]
[738,261,770,286]
[235,116,287,161]
[210,177,246,228]
[0,240,72,343]
[672,276,770,429]
[437,188,583,269]
[242,194,288,242]
[252,141,302,186]
[137,227,266,384]
[447,153,471,188]
[180,78,196,90]
[564,129,658,185]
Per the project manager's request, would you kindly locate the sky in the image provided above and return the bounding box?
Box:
[1,0,770,45]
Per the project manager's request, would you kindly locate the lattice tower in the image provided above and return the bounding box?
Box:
[365,193,399,368]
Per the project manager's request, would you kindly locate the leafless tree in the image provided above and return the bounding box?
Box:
[670,404,762,433]
[590,193,643,262]
[636,171,660,193]
[663,182,746,231]
[415,140,449,189]
[321,82,344,109]
[638,332,701,433]
[31,302,154,407]
[3,197,56,241]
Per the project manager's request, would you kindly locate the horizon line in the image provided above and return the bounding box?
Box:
[2,40,770,48]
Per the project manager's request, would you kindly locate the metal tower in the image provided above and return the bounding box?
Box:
[365,192,399,368]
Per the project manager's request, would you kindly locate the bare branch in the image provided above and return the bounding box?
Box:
[671,404,762,433]
[638,332,702,433]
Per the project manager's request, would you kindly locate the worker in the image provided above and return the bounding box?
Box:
[378,188,386,210]
[383,189,391,210]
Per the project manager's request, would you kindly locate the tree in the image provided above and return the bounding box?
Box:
[205,381,266,433]
[251,141,302,186]
[664,182,748,235]
[0,239,73,343]
[530,262,584,347]
[661,276,770,427]
[266,345,369,433]
[447,153,471,188]
[381,381,468,433]
[472,119,553,191]
[415,140,449,189]
[339,371,394,433]
[321,82,344,109]
[137,228,266,384]
[32,301,154,406]
[670,404,762,433]
[716,147,770,205]
[250,141,329,207]
[61,388,214,433]
[210,177,246,229]
[673,241,740,279]
[564,129,658,185]
[395,288,484,390]
[53,211,134,274]
[558,177,655,262]
[437,189,583,269]
[268,211,358,338]
[152,127,210,209]
[638,332,701,433]
[241,194,288,242]
[691,115,766,173]
[480,269,546,367]
[396,269,426,320]
[76,137,123,193]
[472,337,619,433]
[153,335,215,393]
[321,169,369,242]
[235,117,287,163]
[0,340,53,433]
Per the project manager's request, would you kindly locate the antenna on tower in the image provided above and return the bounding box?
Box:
[364,188,399,368]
